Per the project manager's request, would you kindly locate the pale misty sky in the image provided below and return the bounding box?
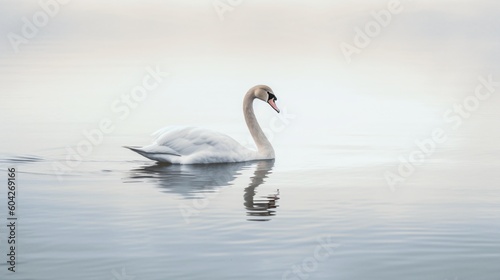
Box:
[1,0,499,152]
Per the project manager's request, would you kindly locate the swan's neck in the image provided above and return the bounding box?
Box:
[243,91,275,159]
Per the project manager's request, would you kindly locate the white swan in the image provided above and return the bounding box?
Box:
[125,85,280,164]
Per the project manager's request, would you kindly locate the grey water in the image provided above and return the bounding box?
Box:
[0,114,499,280]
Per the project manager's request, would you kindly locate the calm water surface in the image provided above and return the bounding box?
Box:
[0,121,499,280]
[2,2,500,278]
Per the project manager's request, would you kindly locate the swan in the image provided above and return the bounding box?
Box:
[125,85,280,164]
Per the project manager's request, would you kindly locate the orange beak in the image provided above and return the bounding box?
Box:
[268,99,280,113]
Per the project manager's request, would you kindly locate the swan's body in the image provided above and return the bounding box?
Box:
[125,85,280,164]
[126,126,259,164]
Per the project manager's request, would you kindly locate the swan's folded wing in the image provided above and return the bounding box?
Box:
[151,125,187,141]
[153,127,246,156]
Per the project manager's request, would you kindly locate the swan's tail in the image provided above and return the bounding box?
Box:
[123,146,147,156]
[123,145,181,163]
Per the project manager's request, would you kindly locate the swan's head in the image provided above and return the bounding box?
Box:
[253,85,280,113]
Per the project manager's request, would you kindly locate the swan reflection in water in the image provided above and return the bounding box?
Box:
[126,160,279,221]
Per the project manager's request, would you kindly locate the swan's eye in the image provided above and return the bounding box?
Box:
[267,92,277,101]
